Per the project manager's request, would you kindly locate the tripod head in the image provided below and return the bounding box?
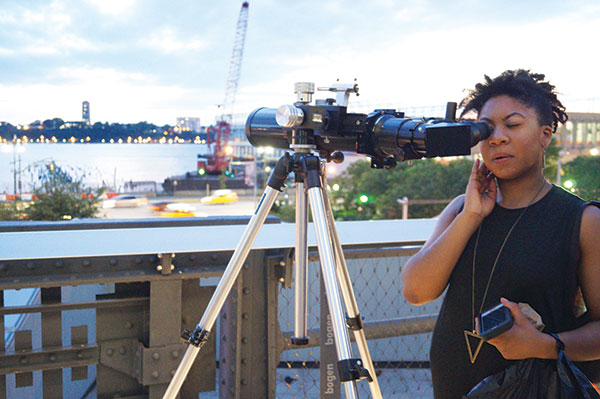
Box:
[245,81,492,169]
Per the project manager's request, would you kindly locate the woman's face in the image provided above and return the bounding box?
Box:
[478,95,553,181]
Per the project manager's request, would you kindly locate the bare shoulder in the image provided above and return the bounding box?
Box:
[580,204,600,243]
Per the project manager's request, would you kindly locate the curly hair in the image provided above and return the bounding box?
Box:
[459,69,568,133]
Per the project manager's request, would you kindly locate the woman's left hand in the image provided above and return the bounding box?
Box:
[487,298,556,360]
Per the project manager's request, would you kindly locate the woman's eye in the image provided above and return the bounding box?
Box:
[506,123,520,129]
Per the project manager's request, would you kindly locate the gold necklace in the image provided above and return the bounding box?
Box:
[464,181,548,364]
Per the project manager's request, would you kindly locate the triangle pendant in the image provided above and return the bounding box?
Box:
[464,330,484,364]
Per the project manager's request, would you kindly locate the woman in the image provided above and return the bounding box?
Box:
[400,69,600,399]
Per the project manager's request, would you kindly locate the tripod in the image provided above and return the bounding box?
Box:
[163,147,383,399]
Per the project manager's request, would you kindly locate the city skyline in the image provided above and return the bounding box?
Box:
[1,0,600,126]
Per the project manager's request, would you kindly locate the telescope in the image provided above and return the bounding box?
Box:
[245,82,491,168]
[163,82,492,399]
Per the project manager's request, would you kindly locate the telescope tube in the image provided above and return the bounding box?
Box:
[245,106,492,162]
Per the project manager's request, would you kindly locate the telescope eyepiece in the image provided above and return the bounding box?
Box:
[469,121,492,146]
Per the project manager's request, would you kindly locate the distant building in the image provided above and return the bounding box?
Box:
[82,101,90,125]
[176,117,201,133]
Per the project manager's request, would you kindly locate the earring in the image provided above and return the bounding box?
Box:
[542,149,546,169]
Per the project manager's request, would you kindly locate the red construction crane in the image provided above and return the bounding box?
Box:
[199,2,249,175]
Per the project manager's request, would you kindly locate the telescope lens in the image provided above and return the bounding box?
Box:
[245,108,289,149]
[276,105,304,128]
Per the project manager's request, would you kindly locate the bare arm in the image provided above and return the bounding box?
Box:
[401,197,481,304]
[401,159,496,305]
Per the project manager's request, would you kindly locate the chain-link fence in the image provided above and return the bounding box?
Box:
[276,249,443,398]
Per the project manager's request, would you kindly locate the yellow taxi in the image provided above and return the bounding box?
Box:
[200,189,239,204]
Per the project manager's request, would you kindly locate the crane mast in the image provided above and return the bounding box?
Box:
[221,1,249,124]
[201,2,249,175]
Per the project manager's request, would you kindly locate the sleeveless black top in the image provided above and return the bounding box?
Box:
[430,185,589,399]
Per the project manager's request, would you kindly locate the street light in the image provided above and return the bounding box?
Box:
[564,179,576,193]
[11,135,26,198]
[358,193,371,204]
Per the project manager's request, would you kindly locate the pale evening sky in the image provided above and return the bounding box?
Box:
[1,0,599,126]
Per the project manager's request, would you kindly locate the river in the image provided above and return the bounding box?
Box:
[0,143,208,193]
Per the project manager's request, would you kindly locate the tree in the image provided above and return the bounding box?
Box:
[271,151,598,223]
[26,162,103,220]
[0,202,21,221]
[0,122,17,140]
[562,156,600,201]
[330,157,472,220]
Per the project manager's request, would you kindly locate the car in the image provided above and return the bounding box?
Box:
[200,189,239,204]
[150,201,199,217]
[102,194,148,209]
[149,201,176,212]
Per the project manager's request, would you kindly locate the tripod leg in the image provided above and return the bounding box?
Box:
[321,175,383,399]
[307,186,359,399]
[162,186,280,399]
[292,182,309,345]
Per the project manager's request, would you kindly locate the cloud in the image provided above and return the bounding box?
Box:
[245,9,600,113]
[87,0,136,16]
[23,10,45,24]
[0,48,15,56]
[1,0,599,126]
[0,3,96,57]
[48,11,72,30]
[0,11,17,24]
[0,66,192,124]
[394,0,432,21]
[15,34,98,56]
[143,27,207,54]
[52,66,151,83]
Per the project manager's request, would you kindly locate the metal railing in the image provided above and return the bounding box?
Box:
[0,216,438,398]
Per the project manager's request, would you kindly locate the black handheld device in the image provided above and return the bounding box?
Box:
[477,304,514,342]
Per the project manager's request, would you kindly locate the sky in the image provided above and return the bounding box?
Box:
[1,0,600,126]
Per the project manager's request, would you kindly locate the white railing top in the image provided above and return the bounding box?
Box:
[0,219,436,261]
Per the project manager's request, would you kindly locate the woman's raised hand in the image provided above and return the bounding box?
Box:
[463,158,497,220]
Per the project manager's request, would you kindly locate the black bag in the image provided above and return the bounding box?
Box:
[465,334,600,399]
